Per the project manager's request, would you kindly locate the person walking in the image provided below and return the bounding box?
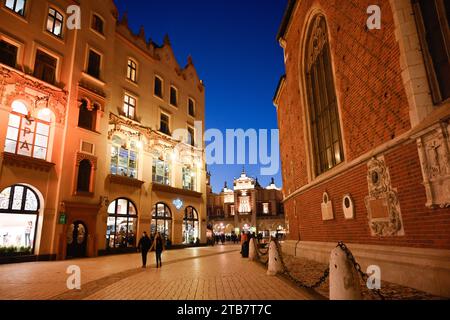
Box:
[150,231,165,268]
[137,231,151,268]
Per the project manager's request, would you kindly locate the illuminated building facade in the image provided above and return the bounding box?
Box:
[207,170,286,238]
[0,0,206,261]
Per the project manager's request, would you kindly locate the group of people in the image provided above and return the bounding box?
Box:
[137,231,165,268]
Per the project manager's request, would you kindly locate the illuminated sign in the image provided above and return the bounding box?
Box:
[173,198,183,210]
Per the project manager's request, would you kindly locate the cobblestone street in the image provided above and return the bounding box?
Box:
[0,245,313,300]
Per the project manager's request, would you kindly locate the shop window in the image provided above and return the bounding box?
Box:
[127,59,137,82]
[110,135,138,179]
[76,159,92,193]
[46,7,64,38]
[0,40,18,68]
[152,155,171,185]
[305,15,344,176]
[151,202,172,241]
[4,101,51,160]
[77,99,97,131]
[0,185,40,255]
[33,50,57,84]
[5,0,26,16]
[182,165,196,191]
[183,206,199,244]
[87,50,101,79]
[154,76,163,98]
[412,0,450,104]
[91,14,104,35]
[106,198,137,249]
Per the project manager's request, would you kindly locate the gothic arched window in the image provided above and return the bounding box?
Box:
[76,159,92,192]
[305,15,344,176]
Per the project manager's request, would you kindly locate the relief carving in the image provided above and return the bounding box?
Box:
[364,157,404,237]
[416,122,450,208]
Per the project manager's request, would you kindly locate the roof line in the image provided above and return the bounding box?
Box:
[276,0,298,41]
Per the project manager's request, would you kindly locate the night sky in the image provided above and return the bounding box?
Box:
[114,0,288,193]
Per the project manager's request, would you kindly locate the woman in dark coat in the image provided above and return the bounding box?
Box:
[150,232,165,268]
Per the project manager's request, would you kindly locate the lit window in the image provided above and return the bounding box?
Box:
[91,14,104,35]
[152,155,171,185]
[127,59,137,82]
[0,40,18,68]
[154,76,163,98]
[107,198,138,249]
[183,206,199,244]
[46,8,64,38]
[170,86,178,106]
[159,113,170,135]
[230,205,235,216]
[5,0,26,16]
[110,135,138,179]
[4,101,51,160]
[87,50,101,79]
[0,185,39,256]
[305,15,344,176]
[151,203,172,241]
[123,94,136,119]
[263,203,269,214]
[33,50,57,84]
[182,166,196,191]
[188,98,195,117]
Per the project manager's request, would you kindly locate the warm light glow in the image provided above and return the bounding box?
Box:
[171,150,178,161]
[37,108,52,122]
[11,100,28,115]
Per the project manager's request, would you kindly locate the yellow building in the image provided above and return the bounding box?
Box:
[0,0,206,262]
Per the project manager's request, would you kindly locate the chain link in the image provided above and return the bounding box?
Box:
[336,241,385,300]
[272,238,330,289]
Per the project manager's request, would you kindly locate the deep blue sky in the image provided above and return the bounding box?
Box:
[115,0,288,193]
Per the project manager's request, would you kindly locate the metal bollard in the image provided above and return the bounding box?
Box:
[266,240,283,276]
[329,246,362,300]
[248,238,257,261]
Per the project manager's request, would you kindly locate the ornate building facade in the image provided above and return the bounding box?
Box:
[207,170,286,238]
[274,0,450,297]
[0,0,206,262]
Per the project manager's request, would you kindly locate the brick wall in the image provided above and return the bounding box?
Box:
[277,0,450,249]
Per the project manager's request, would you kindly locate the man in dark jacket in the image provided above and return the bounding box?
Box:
[137,231,151,268]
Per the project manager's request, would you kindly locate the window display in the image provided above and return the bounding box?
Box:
[182,166,196,191]
[182,206,199,244]
[152,157,171,185]
[106,198,137,250]
[110,135,138,178]
[151,203,172,241]
[0,185,40,255]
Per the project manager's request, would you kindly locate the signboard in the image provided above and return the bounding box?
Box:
[58,212,67,225]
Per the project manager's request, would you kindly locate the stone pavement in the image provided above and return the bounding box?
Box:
[0,245,314,300]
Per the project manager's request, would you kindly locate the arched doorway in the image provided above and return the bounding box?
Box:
[66,221,87,258]
[0,185,40,256]
[106,198,138,250]
[151,202,172,242]
[183,206,199,244]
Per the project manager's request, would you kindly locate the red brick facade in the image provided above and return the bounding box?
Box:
[276,0,450,250]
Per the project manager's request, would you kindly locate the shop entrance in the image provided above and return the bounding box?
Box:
[66,221,87,259]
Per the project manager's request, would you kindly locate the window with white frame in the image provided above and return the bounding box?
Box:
[91,14,104,35]
[182,165,196,191]
[46,7,64,38]
[152,155,171,185]
[110,135,138,179]
[5,0,26,16]
[4,101,51,161]
[154,75,163,98]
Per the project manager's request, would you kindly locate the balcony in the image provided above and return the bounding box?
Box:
[107,174,145,188]
[1,152,55,172]
[151,183,202,198]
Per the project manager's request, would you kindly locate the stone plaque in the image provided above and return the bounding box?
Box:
[368,198,389,219]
